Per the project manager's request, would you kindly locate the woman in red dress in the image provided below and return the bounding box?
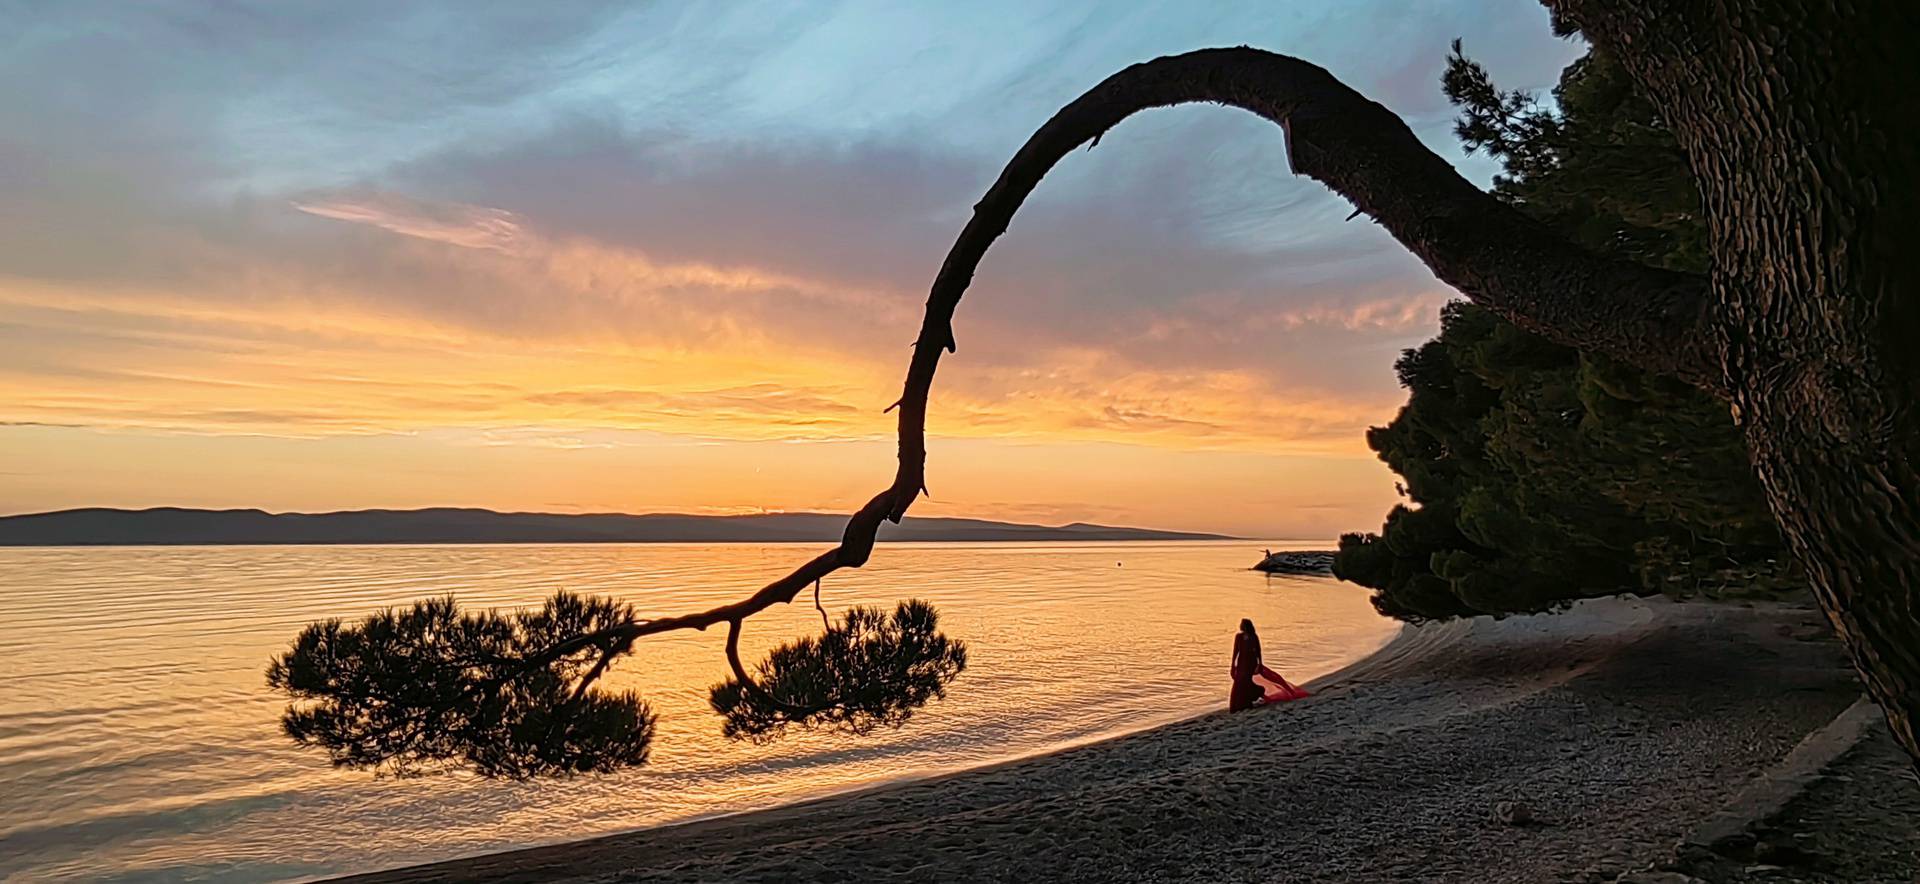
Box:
[1230,618,1265,711]
[1231,618,1311,711]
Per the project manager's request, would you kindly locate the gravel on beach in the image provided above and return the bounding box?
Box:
[342,599,1887,884]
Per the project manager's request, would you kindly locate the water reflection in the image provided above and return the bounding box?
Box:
[0,541,1394,881]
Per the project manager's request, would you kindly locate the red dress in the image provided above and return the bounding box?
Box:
[1230,631,1311,711]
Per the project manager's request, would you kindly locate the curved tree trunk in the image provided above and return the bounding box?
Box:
[877,7,1920,762]
[1560,0,1920,759]
[714,3,1918,766]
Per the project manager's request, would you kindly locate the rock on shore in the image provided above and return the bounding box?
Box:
[1252,549,1336,574]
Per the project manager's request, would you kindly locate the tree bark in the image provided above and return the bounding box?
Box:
[1558,0,1920,760]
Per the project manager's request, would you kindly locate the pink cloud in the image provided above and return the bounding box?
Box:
[292,191,524,252]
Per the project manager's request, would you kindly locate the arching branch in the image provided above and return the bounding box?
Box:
[492,45,1730,737]
[659,46,1726,739]
[923,46,1721,392]
[687,50,1723,633]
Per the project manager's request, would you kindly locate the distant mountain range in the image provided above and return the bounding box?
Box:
[0,507,1233,546]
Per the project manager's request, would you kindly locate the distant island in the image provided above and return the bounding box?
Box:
[0,507,1233,546]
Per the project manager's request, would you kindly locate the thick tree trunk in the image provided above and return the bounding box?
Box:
[1559,0,1920,762]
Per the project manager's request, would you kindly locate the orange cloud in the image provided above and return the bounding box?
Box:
[2,191,1407,459]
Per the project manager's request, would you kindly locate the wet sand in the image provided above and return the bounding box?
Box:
[341,597,1863,883]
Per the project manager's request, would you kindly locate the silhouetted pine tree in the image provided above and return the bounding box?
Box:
[1333,45,1799,622]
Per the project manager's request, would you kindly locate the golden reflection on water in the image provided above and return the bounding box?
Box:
[0,541,1395,881]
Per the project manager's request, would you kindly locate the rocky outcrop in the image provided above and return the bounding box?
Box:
[1251,550,1335,574]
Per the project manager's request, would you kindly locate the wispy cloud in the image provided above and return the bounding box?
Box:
[293,192,525,252]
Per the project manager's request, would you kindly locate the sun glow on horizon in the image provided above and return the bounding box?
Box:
[0,1,1581,538]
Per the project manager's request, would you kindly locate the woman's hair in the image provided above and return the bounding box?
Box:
[1240,618,1256,633]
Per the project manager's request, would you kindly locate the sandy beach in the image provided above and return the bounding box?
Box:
[340,598,1877,883]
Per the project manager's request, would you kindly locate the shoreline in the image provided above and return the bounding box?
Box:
[314,610,1400,882]
[338,597,1862,883]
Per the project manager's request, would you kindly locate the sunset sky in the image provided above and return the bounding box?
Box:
[0,1,1581,538]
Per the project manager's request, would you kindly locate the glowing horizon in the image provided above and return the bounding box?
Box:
[0,1,1581,538]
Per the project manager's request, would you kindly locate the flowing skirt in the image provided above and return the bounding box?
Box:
[1229,665,1311,710]
[1255,665,1311,702]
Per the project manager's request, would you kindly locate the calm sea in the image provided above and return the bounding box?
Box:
[0,541,1396,882]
